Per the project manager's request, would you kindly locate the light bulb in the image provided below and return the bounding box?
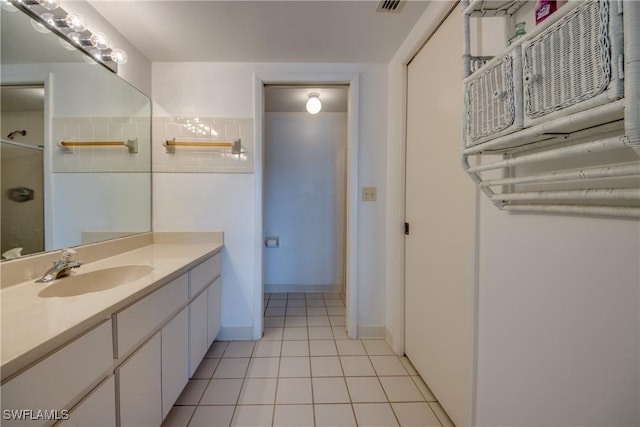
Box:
[37,0,58,10]
[40,12,55,27]
[65,12,86,32]
[90,32,110,50]
[67,31,81,45]
[306,93,321,115]
[109,48,128,65]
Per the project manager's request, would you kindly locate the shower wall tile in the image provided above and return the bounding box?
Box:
[152,116,254,173]
[51,117,151,173]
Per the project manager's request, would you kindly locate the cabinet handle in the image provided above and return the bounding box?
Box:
[493,90,507,99]
[524,73,540,83]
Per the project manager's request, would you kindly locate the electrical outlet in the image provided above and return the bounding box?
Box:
[362,186,377,202]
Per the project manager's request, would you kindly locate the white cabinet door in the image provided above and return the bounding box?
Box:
[118,332,162,427]
[405,4,474,427]
[207,277,221,347]
[189,290,208,377]
[161,308,189,419]
[60,376,116,427]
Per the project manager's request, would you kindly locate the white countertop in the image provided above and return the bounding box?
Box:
[1,240,222,381]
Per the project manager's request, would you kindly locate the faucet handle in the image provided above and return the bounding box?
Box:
[61,248,77,262]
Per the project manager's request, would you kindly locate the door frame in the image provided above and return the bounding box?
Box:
[253,72,360,339]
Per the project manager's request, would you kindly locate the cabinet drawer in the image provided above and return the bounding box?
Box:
[116,274,188,358]
[522,0,624,126]
[1,321,113,427]
[59,375,116,427]
[189,253,221,297]
[464,49,523,147]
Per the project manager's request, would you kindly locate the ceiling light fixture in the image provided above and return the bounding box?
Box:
[306,93,322,115]
[10,0,127,72]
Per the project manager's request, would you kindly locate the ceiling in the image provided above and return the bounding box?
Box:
[88,0,430,63]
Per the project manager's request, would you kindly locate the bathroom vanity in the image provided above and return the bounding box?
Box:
[0,232,223,427]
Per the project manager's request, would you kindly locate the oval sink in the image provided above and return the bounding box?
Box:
[38,265,153,298]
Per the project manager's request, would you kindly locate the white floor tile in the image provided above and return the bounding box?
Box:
[213,358,250,378]
[278,356,311,377]
[369,356,409,376]
[281,341,310,357]
[267,299,287,307]
[309,339,338,356]
[246,357,280,378]
[160,405,195,427]
[325,299,345,307]
[206,341,228,358]
[286,307,307,316]
[230,405,274,427]
[237,378,278,405]
[264,316,285,328]
[307,316,331,327]
[189,406,235,427]
[273,404,314,427]
[306,293,324,300]
[265,307,286,317]
[224,341,255,358]
[362,339,395,356]
[175,379,208,405]
[336,340,367,356]
[429,402,455,427]
[379,376,425,402]
[287,292,306,299]
[286,299,306,307]
[284,316,307,327]
[192,358,220,379]
[282,327,308,341]
[329,315,346,326]
[307,307,328,316]
[353,403,400,427]
[262,327,284,341]
[253,341,282,358]
[306,299,326,307]
[326,306,346,316]
[314,403,356,426]
[312,377,350,403]
[332,327,348,340]
[200,378,243,405]
[391,402,441,427]
[345,377,387,403]
[340,356,376,377]
[308,327,334,340]
[276,377,313,404]
[270,293,287,300]
[310,356,343,377]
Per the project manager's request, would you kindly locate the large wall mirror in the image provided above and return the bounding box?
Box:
[1,4,151,260]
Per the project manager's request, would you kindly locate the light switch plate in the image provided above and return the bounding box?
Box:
[362,186,377,202]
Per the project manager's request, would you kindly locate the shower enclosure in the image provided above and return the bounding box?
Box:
[1,85,45,258]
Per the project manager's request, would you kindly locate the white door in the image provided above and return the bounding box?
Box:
[404,4,476,426]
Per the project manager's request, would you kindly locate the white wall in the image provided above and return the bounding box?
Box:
[388,1,640,425]
[264,112,347,292]
[152,62,388,338]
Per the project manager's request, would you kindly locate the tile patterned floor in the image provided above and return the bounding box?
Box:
[162,292,455,427]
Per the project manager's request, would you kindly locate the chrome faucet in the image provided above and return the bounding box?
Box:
[37,248,83,283]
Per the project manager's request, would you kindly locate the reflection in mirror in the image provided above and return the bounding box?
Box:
[0,5,151,260]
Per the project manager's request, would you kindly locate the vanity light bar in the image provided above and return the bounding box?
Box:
[9,0,127,73]
[163,138,243,155]
[58,138,138,154]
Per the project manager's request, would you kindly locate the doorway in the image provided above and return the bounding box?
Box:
[254,74,360,340]
[0,85,45,259]
[263,85,348,294]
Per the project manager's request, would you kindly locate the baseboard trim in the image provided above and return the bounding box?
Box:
[357,326,386,339]
[265,284,343,294]
[216,326,255,341]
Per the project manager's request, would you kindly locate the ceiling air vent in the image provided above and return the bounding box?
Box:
[376,0,405,13]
